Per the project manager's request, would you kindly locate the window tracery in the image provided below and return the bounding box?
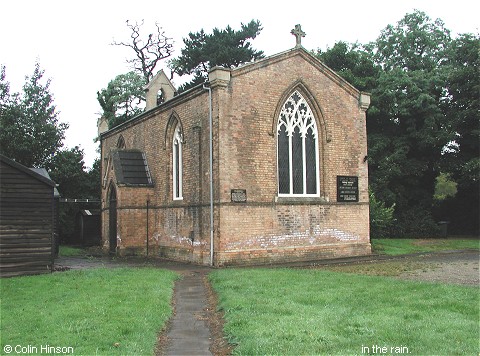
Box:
[277,90,319,196]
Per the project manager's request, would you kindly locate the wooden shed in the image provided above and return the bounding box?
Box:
[0,155,55,277]
[30,167,61,255]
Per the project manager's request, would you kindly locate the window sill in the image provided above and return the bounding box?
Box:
[275,196,328,204]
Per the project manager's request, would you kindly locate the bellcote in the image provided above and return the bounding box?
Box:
[144,70,176,110]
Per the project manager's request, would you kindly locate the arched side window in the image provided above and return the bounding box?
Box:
[116,135,126,149]
[277,90,319,197]
[173,124,183,200]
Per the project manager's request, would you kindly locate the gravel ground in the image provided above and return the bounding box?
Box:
[397,250,479,286]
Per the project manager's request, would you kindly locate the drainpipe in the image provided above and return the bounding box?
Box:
[203,83,214,266]
[146,198,150,257]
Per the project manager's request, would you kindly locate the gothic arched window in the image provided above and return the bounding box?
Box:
[277,90,319,196]
[173,124,183,200]
[116,135,126,149]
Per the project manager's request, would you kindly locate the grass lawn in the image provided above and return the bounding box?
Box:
[210,269,479,355]
[372,238,479,255]
[58,245,87,257]
[1,268,178,355]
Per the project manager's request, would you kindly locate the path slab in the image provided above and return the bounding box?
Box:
[165,270,212,356]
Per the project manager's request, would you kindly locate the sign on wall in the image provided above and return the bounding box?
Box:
[231,189,247,203]
[337,176,359,202]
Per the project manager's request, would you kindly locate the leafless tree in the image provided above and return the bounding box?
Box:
[112,20,174,84]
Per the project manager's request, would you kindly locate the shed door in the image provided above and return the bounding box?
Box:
[109,186,117,255]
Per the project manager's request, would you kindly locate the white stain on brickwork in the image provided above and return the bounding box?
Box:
[169,235,205,247]
[225,227,360,251]
[315,228,360,241]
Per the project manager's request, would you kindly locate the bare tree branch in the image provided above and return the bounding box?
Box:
[112,20,174,84]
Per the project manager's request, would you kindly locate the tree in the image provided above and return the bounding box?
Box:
[365,11,454,236]
[433,173,457,201]
[49,147,101,200]
[171,20,265,91]
[49,147,101,241]
[97,71,145,129]
[49,147,89,198]
[372,10,451,72]
[0,62,68,168]
[86,158,101,200]
[313,41,380,92]
[1,63,102,242]
[0,65,10,105]
[442,33,480,187]
[315,12,476,237]
[112,20,174,84]
[99,20,174,130]
[434,33,480,235]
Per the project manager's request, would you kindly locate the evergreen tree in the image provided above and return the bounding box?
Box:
[0,62,68,167]
[1,63,102,241]
[171,20,265,91]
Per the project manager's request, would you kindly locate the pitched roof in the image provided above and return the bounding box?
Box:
[30,168,61,198]
[112,150,154,187]
[0,154,56,188]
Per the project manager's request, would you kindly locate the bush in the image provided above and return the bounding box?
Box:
[392,208,441,238]
[369,190,395,238]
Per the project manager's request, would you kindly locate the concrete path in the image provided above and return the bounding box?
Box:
[165,270,213,356]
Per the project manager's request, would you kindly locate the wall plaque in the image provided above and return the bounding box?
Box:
[337,176,359,202]
[231,189,247,203]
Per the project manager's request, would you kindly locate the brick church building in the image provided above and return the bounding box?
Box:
[100,27,372,266]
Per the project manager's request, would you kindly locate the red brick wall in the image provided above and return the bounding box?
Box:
[100,48,371,265]
[101,89,214,259]
[214,49,370,265]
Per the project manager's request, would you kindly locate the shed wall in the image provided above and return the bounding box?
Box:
[0,161,54,277]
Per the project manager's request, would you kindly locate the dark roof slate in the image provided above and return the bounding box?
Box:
[112,150,154,187]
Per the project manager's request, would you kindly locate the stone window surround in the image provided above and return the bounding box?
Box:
[173,124,183,200]
[277,90,320,198]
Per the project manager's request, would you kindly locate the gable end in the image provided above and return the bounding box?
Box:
[232,47,360,99]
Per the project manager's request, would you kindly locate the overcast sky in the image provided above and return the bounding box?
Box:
[1,0,478,168]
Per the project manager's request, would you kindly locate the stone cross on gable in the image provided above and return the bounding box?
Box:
[291,24,306,48]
